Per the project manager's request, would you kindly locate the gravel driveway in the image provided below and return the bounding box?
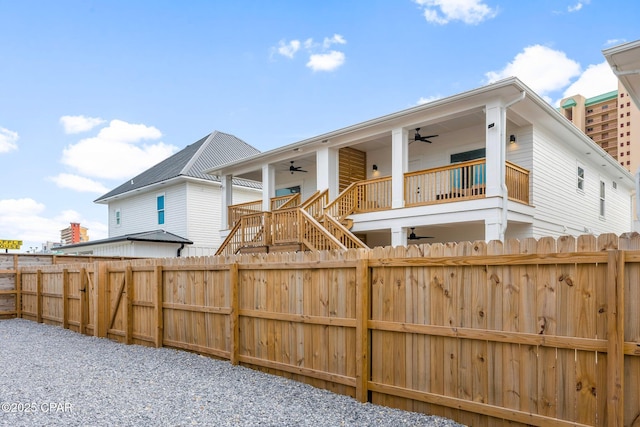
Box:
[0,319,464,426]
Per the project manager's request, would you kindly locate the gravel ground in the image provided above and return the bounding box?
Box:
[0,319,465,427]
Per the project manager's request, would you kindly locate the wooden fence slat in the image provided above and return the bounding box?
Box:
[607,250,624,427]
[62,268,69,329]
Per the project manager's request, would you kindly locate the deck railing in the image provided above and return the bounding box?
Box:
[270,193,301,211]
[323,214,367,249]
[216,212,271,256]
[227,200,262,228]
[325,177,392,220]
[506,161,529,204]
[271,207,300,245]
[404,159,487,206]
[404,159,529,206]
[300,189,328,220]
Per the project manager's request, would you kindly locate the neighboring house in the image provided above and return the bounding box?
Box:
[210,77,635,254]
[57,131,262,257]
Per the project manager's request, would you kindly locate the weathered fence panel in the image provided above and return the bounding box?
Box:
[12,233,640,427]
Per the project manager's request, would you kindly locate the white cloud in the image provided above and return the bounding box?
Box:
[60,115,106,134]
[48,173,110,194]
[568,0,589,12]
[414,0,497,25]
[0,198,108,248]
[61,119,177,180]
[323,34,346,49]
[0,127,19,153]
[273,35,347,72]
[306,51,346,72]
[485,45,582,98]
[561,62,618,100]
[277,39,301,59]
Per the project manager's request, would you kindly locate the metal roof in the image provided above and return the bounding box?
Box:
[57,229,193,250]
[95,131,261,203]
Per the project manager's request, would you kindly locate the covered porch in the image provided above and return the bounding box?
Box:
[210,82,534,252]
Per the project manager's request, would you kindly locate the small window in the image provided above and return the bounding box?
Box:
[599,181,606,217]
[577,165,585,191]
[612,181,617,190]
[602,105,609,110]
[115,209,121,226]
[157,195,165,225]
[275,185,301,197]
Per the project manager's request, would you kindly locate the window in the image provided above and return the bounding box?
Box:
[115,209,121,226]
[602,105,609,110]
[587,118,594,123]
[577,165,585,191]
[613,181,617,190]
[450,148,486,163]
[275,185,301,197]
[599,180,606,217]
[157,195,165,225]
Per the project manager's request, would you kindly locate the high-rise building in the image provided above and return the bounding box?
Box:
[560,82,640,174]
[60,222,89,245]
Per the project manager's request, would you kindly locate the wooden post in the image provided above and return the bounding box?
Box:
[154,265,164,347]
[36,270,42,323]
[229,263,239,365]
[94,262,108,338]
[355,256,370,403]
[125,266,133,344]
[79,267,87,335]
[606,249,624,427]
[62,268,69,329]
[14,254,21,319]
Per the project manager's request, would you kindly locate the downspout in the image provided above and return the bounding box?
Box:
[176,243,185,257]
[500,91,526,241]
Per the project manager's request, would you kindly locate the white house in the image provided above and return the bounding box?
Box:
[210,77,635,254]
[58,131,262,257]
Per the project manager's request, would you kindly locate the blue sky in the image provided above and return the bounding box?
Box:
[1,0,638,252]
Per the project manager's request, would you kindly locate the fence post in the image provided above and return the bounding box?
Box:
[62,268,69,329]
[229,262,240,365]
[154,265,163,347]
[36,269,42,323]
[94,261,108,338]
[355,255,370,403]
[606,249,624,427]
[125,265,133,344]
[14,254,21,319]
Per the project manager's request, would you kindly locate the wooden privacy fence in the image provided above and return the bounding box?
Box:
[0,254,128,320]
[14,233,640,427]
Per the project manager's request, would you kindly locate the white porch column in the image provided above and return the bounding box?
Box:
[262,164,275,211]
[221,174,233,229]
[391,127,409,209]
[316,146,339,199]
[391,226,407,247]
[484,218,502,243]
[485,101,503,198]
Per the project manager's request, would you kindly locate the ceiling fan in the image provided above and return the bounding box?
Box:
[289,161,308,174]
[408,227,433,241]
[409,128,438,144]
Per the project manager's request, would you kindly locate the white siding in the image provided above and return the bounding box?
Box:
[107,183,187,238]
[530,125,632,237]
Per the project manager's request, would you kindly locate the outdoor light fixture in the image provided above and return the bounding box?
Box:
[509,134,516,144]
[372,164,378,171]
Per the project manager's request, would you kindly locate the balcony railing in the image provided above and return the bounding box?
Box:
[404,159,487,206]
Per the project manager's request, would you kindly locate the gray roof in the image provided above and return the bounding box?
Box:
[58,230,193,250]
[95,131,261,202]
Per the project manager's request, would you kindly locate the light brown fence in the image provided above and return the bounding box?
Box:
[0,254,128,320]
[13,233,640,427]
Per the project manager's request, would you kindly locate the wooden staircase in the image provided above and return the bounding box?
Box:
[216,189,367,256]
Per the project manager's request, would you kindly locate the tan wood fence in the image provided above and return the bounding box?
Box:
[0,254,128,320]
[12,233,640,427]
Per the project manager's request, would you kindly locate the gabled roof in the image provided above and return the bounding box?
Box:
[57,229,193,250]
[95,131,261,203]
